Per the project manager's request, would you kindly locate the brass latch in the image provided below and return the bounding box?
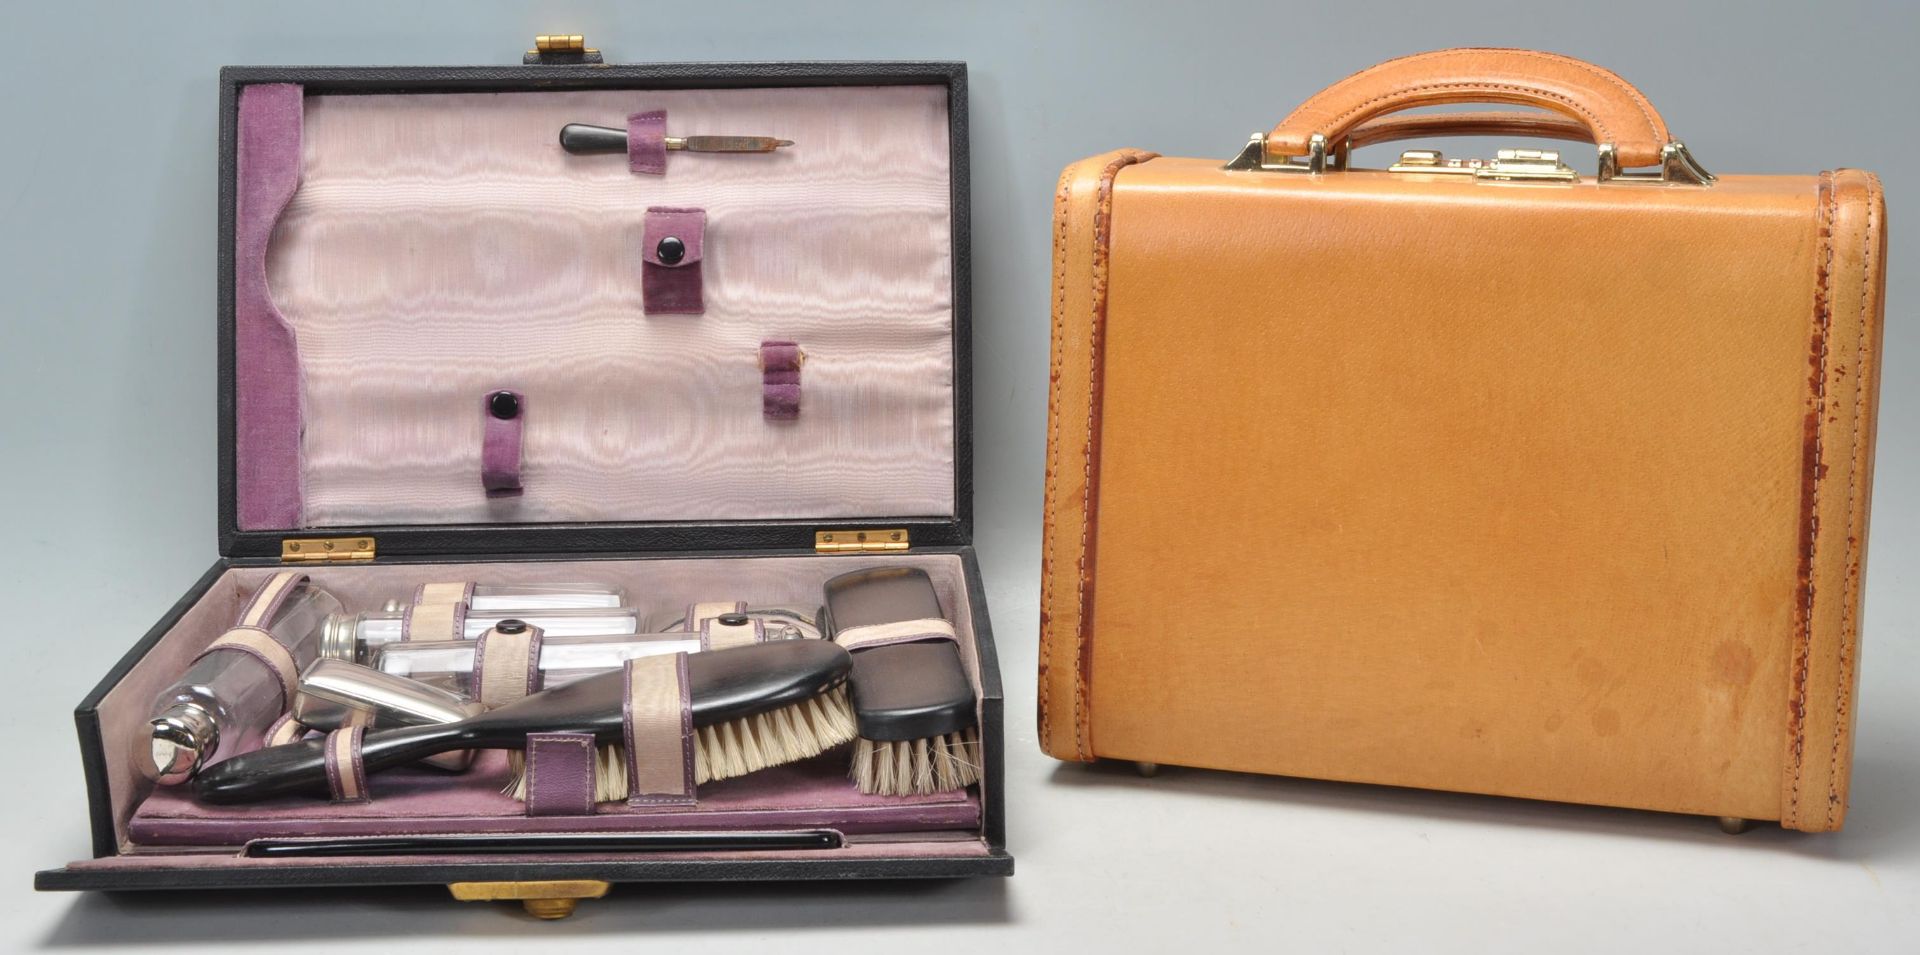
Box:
[1390,147,1578,182]
[815,529,910,554]
[448,879,610,920]
[280,536,375,563]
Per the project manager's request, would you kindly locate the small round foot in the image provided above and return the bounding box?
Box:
[1717,816,1753,835]
[1134,761,1160,778]
[523,898,579,920]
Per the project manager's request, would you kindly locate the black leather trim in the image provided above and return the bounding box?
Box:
[36,850,1013,891]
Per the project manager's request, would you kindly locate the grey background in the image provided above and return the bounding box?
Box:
[3,0,1914,950]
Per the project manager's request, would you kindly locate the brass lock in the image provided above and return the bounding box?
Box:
[448,879,611,919]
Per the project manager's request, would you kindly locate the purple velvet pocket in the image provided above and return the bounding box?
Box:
[642,207,706,315]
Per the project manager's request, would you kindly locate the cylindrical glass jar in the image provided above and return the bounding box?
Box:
[372,632,705,697]
[323,606,643,664]
[463,583,625,611]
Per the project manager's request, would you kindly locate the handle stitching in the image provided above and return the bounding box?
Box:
[1278,48,1665,152]
[1288,48,1662,141]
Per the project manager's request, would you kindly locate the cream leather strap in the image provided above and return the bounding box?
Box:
[323,726,369,802]
[202,627,300,706]
[687,601,765,650]
[624,653,695,807]
[403,581,475,643]
[473,623,544,707]
[237,571,307,628]
[834,618,957,652]
[264,711,307,747]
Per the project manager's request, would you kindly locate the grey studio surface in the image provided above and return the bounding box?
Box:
[3,1,1916,951]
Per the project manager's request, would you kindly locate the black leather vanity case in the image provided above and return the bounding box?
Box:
[35,41,1008,913]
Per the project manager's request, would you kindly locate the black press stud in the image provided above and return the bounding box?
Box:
[717,612,751,627]
[656,235,686,265]
[488,390,520,420]
[495,618,529,635]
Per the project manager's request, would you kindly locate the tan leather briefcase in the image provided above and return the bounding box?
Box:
[1038,48,1886,832]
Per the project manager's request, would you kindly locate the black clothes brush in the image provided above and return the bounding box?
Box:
[822,567,981,796]
[194,641,855,805]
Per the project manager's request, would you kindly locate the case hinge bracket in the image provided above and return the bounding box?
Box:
[281,536,376,563]
[815,529,910,554]
[524,34,603,65]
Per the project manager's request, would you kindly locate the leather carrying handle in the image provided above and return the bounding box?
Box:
[1345,110,1595,150]
[1269,49,1670,168]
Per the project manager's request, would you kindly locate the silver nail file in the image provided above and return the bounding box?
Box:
[558,123,792,154]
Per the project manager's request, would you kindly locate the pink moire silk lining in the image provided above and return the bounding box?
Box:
[260,86,956,527]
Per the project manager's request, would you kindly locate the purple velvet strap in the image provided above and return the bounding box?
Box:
[627,109,668,175]
[524,732,597,816]
[323,727,369,803]
[641,207,706,315]
[482,390,524,496]
[760,341,804,419]
[624,654,697,809]
[234,83,306,530]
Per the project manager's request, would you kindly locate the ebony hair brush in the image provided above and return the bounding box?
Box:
[823,568,981,796]
[194,641,855,805]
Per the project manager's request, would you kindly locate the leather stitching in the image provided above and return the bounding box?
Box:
[1477,49,1662,142]
[1039,162,1077,754]
[1826,171,1880,828]
[1073,150,1152,761]
[1043,149,1155,763]
[1786,172,1836,826]
[1293,47,1663,138]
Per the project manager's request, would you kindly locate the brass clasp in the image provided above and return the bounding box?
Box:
[448,879,611,919]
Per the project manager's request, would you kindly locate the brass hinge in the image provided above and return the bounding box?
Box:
[815,529,910,554]
[281,536,376,563]
[525,34,603,65]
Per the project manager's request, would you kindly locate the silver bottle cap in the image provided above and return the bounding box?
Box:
[147,704,218,785]
[320,613,361,663]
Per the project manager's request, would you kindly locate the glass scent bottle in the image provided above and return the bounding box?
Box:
[648,606,822,641]
[372,633,708,696]
[146,580,345,785]
[323,606,643,664]
[462,583,626,611]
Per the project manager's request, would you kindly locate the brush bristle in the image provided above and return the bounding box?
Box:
[503,685,856,803]
[848,726,981,796]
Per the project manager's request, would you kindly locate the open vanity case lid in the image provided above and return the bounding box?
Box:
[218,55,971,560]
